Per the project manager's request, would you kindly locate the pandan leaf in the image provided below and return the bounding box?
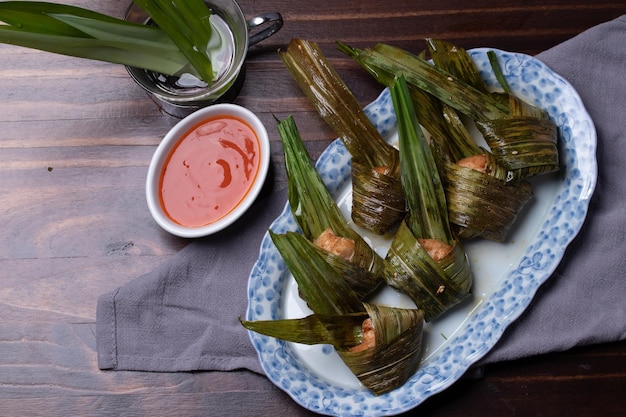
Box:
[280,39,405,235]
[0,1,220,81]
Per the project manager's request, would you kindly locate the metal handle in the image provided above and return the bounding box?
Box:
[247,12,283,46]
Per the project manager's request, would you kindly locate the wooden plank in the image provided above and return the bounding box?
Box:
[0,1,624,415]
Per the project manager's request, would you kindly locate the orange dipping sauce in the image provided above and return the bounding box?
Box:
[159,116,260,227]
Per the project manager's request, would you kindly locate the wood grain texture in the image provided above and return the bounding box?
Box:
[0,1,624,416]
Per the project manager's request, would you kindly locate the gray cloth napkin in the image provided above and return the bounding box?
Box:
[96,187,286,373]
[96,15,626,373]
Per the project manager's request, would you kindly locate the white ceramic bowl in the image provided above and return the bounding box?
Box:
[146,104,270,238]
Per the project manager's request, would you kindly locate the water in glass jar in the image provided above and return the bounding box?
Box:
[149,13,236,94]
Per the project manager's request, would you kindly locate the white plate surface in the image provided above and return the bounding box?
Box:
[246,48,597,416]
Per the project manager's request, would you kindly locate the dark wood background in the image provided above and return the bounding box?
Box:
[0,0,624,415]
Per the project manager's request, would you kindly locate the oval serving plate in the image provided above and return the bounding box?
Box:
[246,48,597,416]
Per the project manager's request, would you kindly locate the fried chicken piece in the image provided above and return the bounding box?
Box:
[456,154,487,173]
[348,318,375,353]
[314,228,355,261]
[373,166,389,175]
[418,238,453,261]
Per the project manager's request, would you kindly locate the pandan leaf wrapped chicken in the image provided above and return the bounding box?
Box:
[478,50,560,181]
[384,76,473,322]
[424,39,535,241]
[279,38,405,235]
[241,230,425,396]
[276,115,391,299]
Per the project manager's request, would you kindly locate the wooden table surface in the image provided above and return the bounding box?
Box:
[1,1,625,415]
